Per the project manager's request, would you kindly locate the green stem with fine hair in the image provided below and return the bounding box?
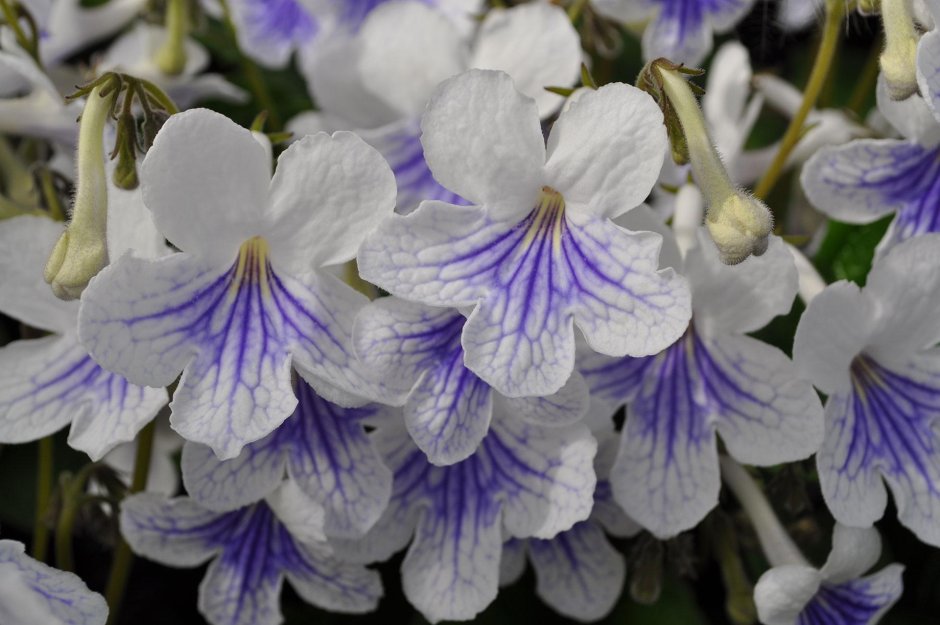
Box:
[54,462,100,572]
[752,0,845,201]
[104,420,157,625]
[216,0,282,130]
[32,436,54,562]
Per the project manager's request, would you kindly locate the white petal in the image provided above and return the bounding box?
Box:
[642,7,712,67]
[470,3,582,118]
[688,232,799,337]
[120,493,224,567]
[0,215,77,334]
[497,371,590,427]
[265,480,328,545]
[498,539,527,586]
[793,281,878,395]
[357,1,466,118]
[140,108,272,264]
[876,74,940,144]
[866,234,940,363]
[493,416,597,539]
[284,544,383,614]
[42,0,145,65]
[0,335,165,460]
[265,131,396,271]
[181,437,287,512]
[227,0,316,69]
[529,521,626,622]
[820,523,882,584]
[420,69,545,217]
[0,540,108,625]
[753,565,823,625]
[544,83,667,219]
[198,556,285,625]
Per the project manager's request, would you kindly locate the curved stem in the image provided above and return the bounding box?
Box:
[0,0,41,65]
[31,436,54,561]
[54,463,100,572]
[719,456,809,568]
[752,0,845,200]
[104,420,156,625]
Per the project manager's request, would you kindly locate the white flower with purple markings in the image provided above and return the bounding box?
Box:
[78,107,399,460]
[580,220,824,538]
[358,69,691,399]
[794,233,940,546]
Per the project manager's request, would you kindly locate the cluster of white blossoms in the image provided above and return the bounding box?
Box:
[0,0,939,623]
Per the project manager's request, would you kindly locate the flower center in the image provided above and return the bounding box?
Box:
[231,236,272,298]
[522,186,566,252]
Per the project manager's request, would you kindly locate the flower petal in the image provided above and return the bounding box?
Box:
[265,131,396,271]
[228,0,317,68]
[356,1,466,118]
[120,493,228,567]
[0,540,108,625]
[421,69,545,216]
[140,109,272,264]
[544,83,667,219]
[0,334,166,460]
[528,521,626,622]
[470,3,581,118]
[793,281,878,395]
[181,437,287,513]
[818,353,940,545]
[799,566,905,625]
[642,3,712,66]
[498,371,589,427]
[0,215,77,334]
[284,543,383,614]
[753,565,823,625]
[706,333,824,465]
[687,232,798,337]
[820,524,882,584]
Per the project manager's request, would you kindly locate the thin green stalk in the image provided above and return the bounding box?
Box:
[567,0,589,22]
[31,436,54,561]
[0,0,40,65]
[216,0,282,130]
[752,0,845,200]
[54,463,99,572]
[104,420,157,625]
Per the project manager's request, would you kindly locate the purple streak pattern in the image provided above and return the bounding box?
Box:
[182,377,391,537]
[121,494,381,625]
[819,353,940,543]
[798,567,904,625]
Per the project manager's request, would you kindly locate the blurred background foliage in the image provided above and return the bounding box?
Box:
[1,1,938,623]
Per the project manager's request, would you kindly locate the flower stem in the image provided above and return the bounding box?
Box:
[104,420,156,625]
[752,0,845,200]
[54,463,100,572]
[0,0,41,65]
[216,0,282,130]
[567,0,590,22]
[719,456,809,568]
[31,436,54,562]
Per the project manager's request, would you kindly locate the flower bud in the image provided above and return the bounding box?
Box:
[705,193,773,265]
[154,0,189,76]
[880,0,919,100]
[44,83,114,300]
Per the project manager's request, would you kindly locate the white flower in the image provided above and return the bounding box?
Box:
[78,108,399,459]
[794,233,940,546]
[358,69,690,398]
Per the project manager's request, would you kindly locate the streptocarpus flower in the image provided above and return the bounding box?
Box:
[120,490,382,625]
[78,108,398,460]
[331,410,597,623]
[793,233,940,546]
[581,228,824,538]
[0,214,167,460]
[754,524,903,625]
[499,418,638,622]
[358,69,691,398]
[295,0,582,213]
[592,0,756,66]
[802,77,940,255]
[0,539,108,625]
[181,378,392,538]
[353,296,589,465]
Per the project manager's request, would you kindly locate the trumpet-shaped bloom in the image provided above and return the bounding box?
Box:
[294,0,582,213]
[353,296,589,465]
[499,420,638,622]
[79,108,397,460]
[331,411,597,623]
[358,70,690,398]
[0,540,108,625]
[0,214,167,460]
[181,378,392,538]
[592,0,755,65]
[802,78,940,255]
[120,491,381,625]
[754,524,903,625]
[581,230,823,538]
[794,234,940,546]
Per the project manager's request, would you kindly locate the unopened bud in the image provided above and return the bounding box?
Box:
[154,0,189,76]
[706,193,773,265]
[44,83,114,300]
[880,0,920,100]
